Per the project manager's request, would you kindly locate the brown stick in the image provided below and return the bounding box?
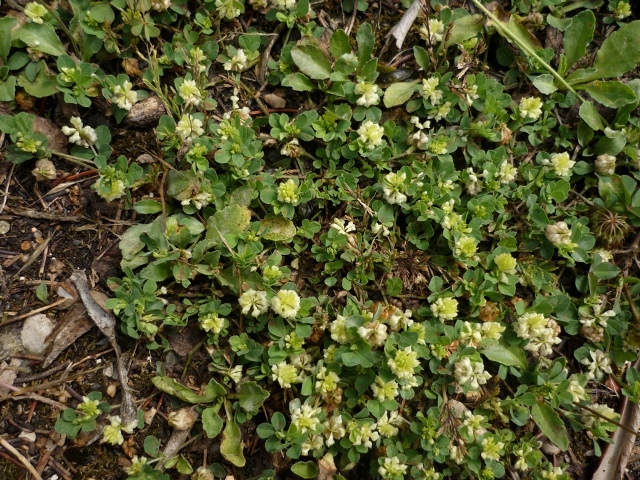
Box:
[0,436,43,480]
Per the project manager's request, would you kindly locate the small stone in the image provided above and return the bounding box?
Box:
[0,221,9,235]
[20,241,32,252]
[136,153,157,164]
[264,93,286,109]
[33,116,68,154]
[124,96,166,127]
[541,442,561,455]
[21,314,55,355]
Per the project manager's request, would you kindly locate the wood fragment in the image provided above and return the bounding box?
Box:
[0,435,44,480]
[593,358,640,480]
[69,270,137,424]
[6,207,82,222]
[385,0,425,50]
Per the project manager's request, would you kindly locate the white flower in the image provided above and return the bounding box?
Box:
[61,116,98,148]
[323,415,346,446]
[519,96,543,120]
[330,315,350,344]
[568,375,588,402]
[465,168,483,195]
[102,415,136,445]
[371,222,390,236]
[497,160,517,184]
[545,221,572,246]
[290,403,322,434]
[178,79,202,107]
[277,178,300,204]
[348,421,379,448]
[150,0,171,11]
[388,346,420,380]
[514,312,561,357]
[238,288,269,317]
[280,138,301,157]
[378,456,408,479]
[331,218,356,236]
[271,362,300,388]
[216,0,243,19]
[355,81,381,107]
[382,172,408,204]
[544,152,575,177]
[455,235,478,258]
[315,368,340,394]
[357,120,385,150]
[300,435,324,456]
[224,49,248,71]
[176,114,204,142]
[541,465,566,480]
[271,289,301,319]
[112,81,138,111]
[480,435,505,462]
[581,403,619,430]
[24,2,48,23]
[199,313,224,334]
[271,0,295,9]
[430,297,458,321]
[32,159,57,181]
[420,77,443,105]
[581,349,613,380]
[358,320,388,347]
[454,357,491,391]
[595,154,616,175]
[377,410,403,438]
[419,18,445,44]
[430,101,451,122]
[371,376,399,401]
[386,307,413,331]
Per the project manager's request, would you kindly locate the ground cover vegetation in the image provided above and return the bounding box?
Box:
[1,0,640,479]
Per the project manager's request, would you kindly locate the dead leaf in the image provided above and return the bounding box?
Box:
[0,359,21,395]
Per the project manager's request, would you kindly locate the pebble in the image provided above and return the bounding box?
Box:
[21,314,54,355]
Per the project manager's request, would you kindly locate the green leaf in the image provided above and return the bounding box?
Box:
[0,76,16,102]
[291,461,319,479]
[531,74,557,95]
[202,405,224,439]
[356,23,374,67]
[290,44,332,80]
[385,277,403,297]
[151,376,225,404]
[445,14,484,47]
[289,73,316,91]
[413,46,430,71]
[531,402,569,451]
[578,101,604,131]
[220,416,246,466]
[134,199,162,214]
[236,381,270,413]
[206,204,251,248]
[329,29,351,59]
[35,282,48,303]
[562,10,595,70]
[590,260,621,280]
[480,343,528,370]
[18,23,66,57]
[144,435,161,457]
[579,81,637,108]
[578,21,640,83]
[259,214,296,242]
[383,80,419,108]
[0,17,16,63]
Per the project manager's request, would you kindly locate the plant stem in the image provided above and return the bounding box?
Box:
[49,150,95,169]
[469,0,585,103]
